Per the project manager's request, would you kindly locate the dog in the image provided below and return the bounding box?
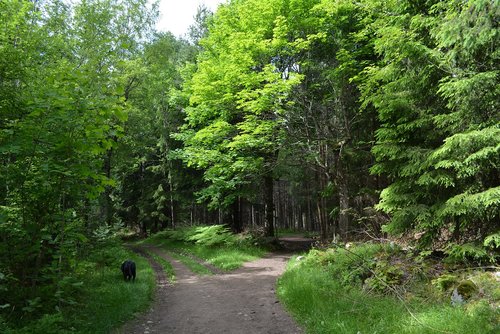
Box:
[121,260,136,281]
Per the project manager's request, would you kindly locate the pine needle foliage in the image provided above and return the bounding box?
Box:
[362,0,499,252]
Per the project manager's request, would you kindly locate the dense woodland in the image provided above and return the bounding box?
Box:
[0,0,499,329]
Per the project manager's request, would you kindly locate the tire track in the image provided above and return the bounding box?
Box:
[118,245,302,334]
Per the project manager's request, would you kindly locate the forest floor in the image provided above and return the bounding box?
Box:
[115,245,303,334]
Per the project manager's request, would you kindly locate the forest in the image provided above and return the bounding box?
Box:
[0,0,499,332]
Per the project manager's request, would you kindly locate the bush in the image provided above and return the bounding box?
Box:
[0,316,11,333]
[365,260,405,293]
[445,243,496,265]
[299,243,392,287]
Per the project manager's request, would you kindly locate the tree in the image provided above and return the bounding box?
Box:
[280,0,379,241]
[112,32,198,234]
[361,0,499,251]
[0,0,157,319]
[188,4,214,46]
[176,0,302,236]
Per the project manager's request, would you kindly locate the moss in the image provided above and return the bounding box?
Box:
[456,280,478,300]
[432,274,459,292]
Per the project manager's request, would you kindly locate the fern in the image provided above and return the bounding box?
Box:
[445,243,494,264]
[186,225,236,247]
[484,233,500,249]
[437,187,500,219]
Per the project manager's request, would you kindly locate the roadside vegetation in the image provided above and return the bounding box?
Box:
[0,225,267,333]
[145,250,176,283]
[2,243,155,334]
[278,243,499,334]
[142,225,267,271]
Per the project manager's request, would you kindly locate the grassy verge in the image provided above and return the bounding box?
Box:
[145,250,176,282]
[141,225,266,271]
[167,250,213,275]
[277,245,499,334]
[66,249,155,333]
[8,246,155,334]
[188,245,265,271]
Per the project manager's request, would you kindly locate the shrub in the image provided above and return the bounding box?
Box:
[14,313,68,334]
[445,243,496,265]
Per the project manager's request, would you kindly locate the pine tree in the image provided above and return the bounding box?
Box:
[362,0,499,251]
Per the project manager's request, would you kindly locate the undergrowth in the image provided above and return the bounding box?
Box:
[2,246,155,334]
[278,243,499,334]
[141,225,266,271]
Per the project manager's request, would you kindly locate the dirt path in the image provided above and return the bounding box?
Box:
[117,246,302,334]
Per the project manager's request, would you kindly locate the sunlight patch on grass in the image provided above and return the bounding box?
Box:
[167,250,213,275]
[145,250,175,283]
[278,258,499,334]
[66,251,155,334]
[191,246,265,271]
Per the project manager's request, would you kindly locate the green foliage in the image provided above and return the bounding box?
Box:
[299,243,391,287]
[278,264,408,334]
[146,225,244,247]
[68,251,155,334]
[6,246,155,333]
[365,260,405,293]
[12,313,68,334]
[444,243,496,264]
[143,226,266,271]
[484,233,500,249]
[111,31,198,233]
[2,0,499,329]
[0,0,158,328]
[186,225,237,247]
[279,244,499,333]
[363,0,499,249]
[175,0,306,209]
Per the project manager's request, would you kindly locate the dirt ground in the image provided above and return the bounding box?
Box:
[116,246,303,334]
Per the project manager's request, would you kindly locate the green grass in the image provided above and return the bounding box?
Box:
[278,255,499,334]
[8,247,155,334]
[187,244,265,271]
[65,250,155,334]
[145,250,176,283]
[167,249,213,275]
[142,226,266,271]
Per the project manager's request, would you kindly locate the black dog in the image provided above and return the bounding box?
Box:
[121,260,136,281]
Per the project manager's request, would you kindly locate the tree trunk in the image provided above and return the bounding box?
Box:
[264,175,274,237]
[103,148,113,225]
[337,164,349,240]
[168,170,176,228]
[315,165,329,241]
